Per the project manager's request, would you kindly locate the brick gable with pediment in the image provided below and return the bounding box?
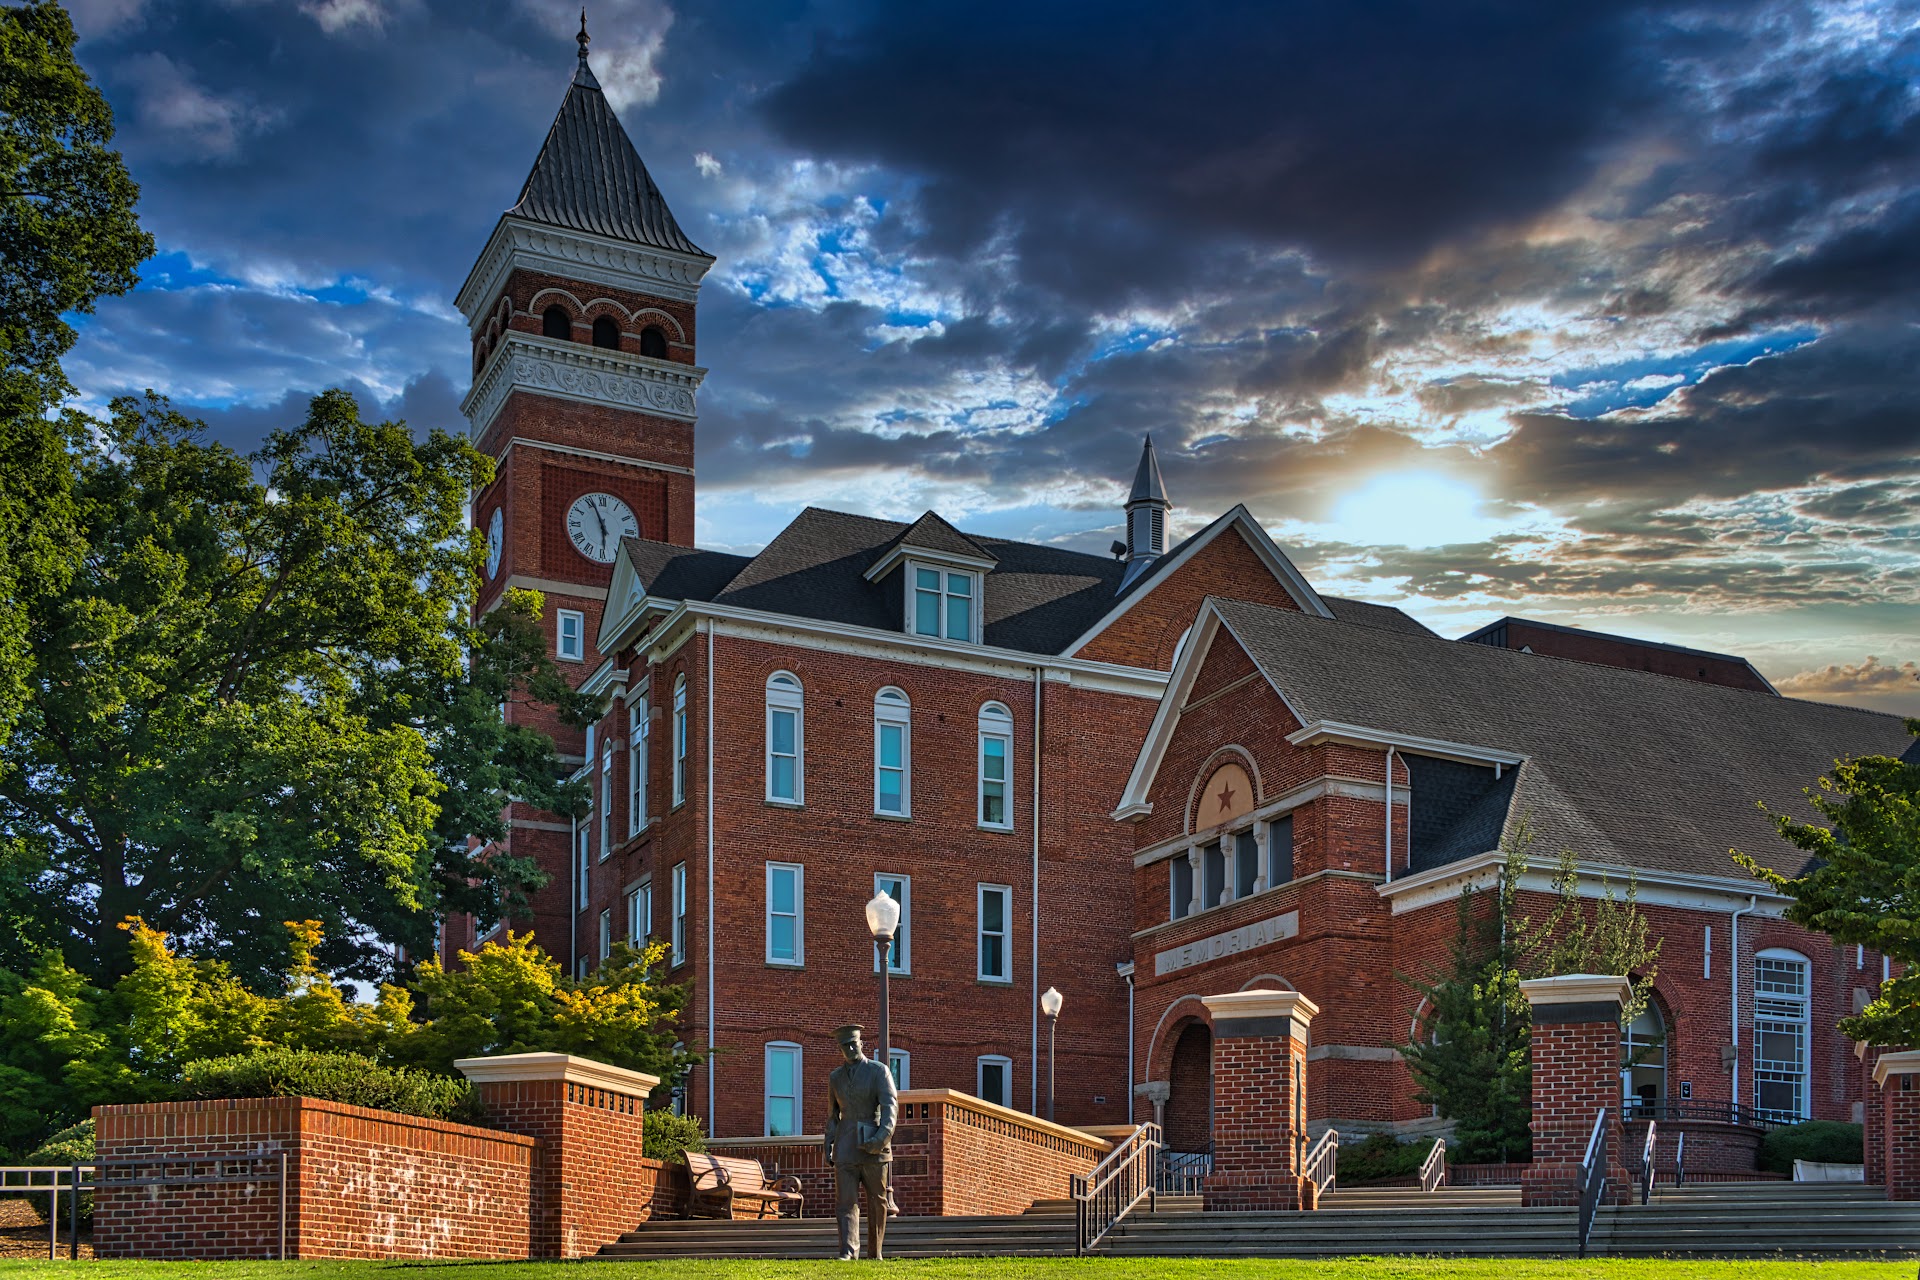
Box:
[1075,526,1304,669]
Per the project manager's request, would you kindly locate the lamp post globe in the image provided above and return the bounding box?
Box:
[1041,986,1064,1122]
[865,889,900,1062]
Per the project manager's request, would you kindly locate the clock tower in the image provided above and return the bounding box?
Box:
[451,22,712,956]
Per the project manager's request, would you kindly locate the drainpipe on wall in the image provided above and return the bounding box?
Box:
[1384,746,1397,883]
[568,813,579,976]
[1119,961,1136,1124]
[1030,664,1043,1115]
[706,622,717,1136]
[1730,894,1757,1114]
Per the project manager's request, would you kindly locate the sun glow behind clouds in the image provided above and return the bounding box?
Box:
[1327,472,1505,549]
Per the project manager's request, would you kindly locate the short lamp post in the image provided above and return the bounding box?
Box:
[1040,986,1064,1123]
[865,889,902,1063]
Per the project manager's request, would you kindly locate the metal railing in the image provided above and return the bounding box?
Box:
[1301,1128,1339,1196]
[1674,1130,1687,1189]
[1621,1099,1781,1131]
[1159,1147,1210,1194]
[1072,1122,1161,1255]
[1636,1119,1658,1205]
[93,1149,292,1260]
[0,1164,94,1260]
[1577,1107,1610,1258]
[1419,1137,1448,1193]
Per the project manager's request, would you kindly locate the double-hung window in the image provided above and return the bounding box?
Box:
[766,862,804,966]
[671,676,689,807]
[978,883,1012,983]
[888,1049,910,1089]
[976,1055,1013,1108]
[874,688,910,816]
[670,862,688,966]
[912,566,977,642]
[765,673,803,804]
[598,739,614,859]
[1754,949,1811,1122]
[1170,855,1193,922]
[978,702,1013,829]
[576,823,590,911]
[874,874,910,974]
[627,879,652,944]
[556,609,585,662]
[627,695,648,836]
[598,908,612,962]
[765,1042,802,1136]
[1268,813,1295,887]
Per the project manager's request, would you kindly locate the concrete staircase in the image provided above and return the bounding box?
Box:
[597,1213,1077,1259]
[1590,1181,1920,1258]
[1102,1187,1577,1258]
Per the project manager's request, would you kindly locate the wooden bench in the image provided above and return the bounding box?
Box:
[684,1151,805,1219]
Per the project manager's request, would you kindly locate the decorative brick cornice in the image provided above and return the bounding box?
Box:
[462,331,706,436]
[454,1050,661,1100]
[1519,973,1632,1021]
[456,215,713,321]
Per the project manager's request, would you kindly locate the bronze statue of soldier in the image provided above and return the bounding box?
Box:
[824,1023,898,1260]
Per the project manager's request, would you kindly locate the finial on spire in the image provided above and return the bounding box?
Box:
[577,7,590,62]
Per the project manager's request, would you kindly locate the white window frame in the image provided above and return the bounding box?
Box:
[976,1054,1013,1108]
[598,908,612,962]
[765,672,804,805]
[765,1041,803,1137]
[671,861,688,967]
[671,675,688,807]
[908,562,981,643]
[874,873,911,975]
[556,608,585,662]
[627,694,649,836]
[1754,948,1812,1122]
[874,688,911,816]
[627,878,652,944]
[766,861,805,967]
[888,1048,911,1089]
[977,882,1012,983]
[977,702,1014,830]
[576,824,590,911]
[598,739,614,860]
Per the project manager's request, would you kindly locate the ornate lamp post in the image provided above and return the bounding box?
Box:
[865,890,902,1063]
[1040,986,1064,1122]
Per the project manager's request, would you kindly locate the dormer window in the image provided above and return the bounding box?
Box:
[911,565,977,642]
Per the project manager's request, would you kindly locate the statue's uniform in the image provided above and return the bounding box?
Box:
[824,1055,899,1260]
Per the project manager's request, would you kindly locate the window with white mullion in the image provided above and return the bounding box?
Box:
[766,861,804,966]
[874,688,911,816]
[670,861,687,967]
[874,873,910,975]
[627,695,649,836]
[1754,950,1811,1122]
[978,702,1014,830]
[978,882,1012,982]
[671,676,688,807]
[910,565,978,642]
[627,879,651,944]
[765,1042,802,1136]
[598,740,614,860]
[765,672,803,804]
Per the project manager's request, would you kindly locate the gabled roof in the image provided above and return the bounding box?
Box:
[1124,595,1917,883]
[864,510,999,580]
[597,536,750,651]
[506,54,708,257]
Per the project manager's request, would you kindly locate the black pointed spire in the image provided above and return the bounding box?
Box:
[1119,435,1170,590]
[1129,435,1168,504]
[506,30,709,257]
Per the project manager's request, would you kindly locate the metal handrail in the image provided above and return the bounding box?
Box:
[1159,1146,1210,1193]
[1419,1137,1448,1193]
[1637,1119,1658,1205]
[1577,1107,1609,1258]
[1674,1130,1686,1189]
[0,1164,94,1261]
[1621,1099,1782,1131]
[1072,1122,1161,1255]
[1301,1128,1339,1196]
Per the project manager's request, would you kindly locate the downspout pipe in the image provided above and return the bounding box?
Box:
[1730,894,1757,1114]
[1030,664,1042,1115]
[568,813,579,976]
[706,623,717,1135]
[1119,962,1136,1124]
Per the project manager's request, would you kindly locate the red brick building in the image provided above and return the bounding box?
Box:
[448,39,1917,1158]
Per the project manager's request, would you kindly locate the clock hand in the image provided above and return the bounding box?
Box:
[592,503,608,549]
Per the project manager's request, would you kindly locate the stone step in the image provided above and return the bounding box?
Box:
[1024,1195,1203,1215]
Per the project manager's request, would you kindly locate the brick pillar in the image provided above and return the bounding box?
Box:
[457,1052,661,1258]
[1860,1043,1886,1191]
[1871,1050,1920,1201]
[1519,975,1633,1208]
[1199,990,1320,1212]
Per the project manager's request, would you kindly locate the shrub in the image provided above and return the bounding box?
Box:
[24,1120,94,1225]
[1337,1131,1441,1184]
[1759,1120,1863,1174]
[180,1048,480,1123]
[642,1109,708,1163]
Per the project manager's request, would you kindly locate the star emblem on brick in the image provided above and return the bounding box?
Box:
[1217,781,1236,811]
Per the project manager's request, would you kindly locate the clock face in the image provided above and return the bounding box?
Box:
[567,492,638,563]
[484,508,503,580]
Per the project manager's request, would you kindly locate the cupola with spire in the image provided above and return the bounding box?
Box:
[1118,437,1170,589]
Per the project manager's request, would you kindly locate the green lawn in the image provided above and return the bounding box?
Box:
[0,1261,1913,1279]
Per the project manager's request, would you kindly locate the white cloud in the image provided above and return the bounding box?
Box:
[66,0,148,39]
[515,0,674,111]
[118,53,281,161]
[299,0,393,33]
[694,150,722,178]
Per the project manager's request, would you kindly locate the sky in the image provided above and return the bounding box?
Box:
[57,0,1920,716]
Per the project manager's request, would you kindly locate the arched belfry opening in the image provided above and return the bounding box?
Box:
[591,316,621,350]
[542,306,571,340]
[639,325,668,358]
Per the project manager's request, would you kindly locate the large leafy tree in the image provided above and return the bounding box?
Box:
[1402,822,1662,1162]
[0,0,153,741]
[1737,726,1920,1046]
[0,390,593,984]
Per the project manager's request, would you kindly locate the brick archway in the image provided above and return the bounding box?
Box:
[1164,1019,1213,1154]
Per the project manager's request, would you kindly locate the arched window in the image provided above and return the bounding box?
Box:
[473,342,488,375]
[542,305,572,340]
[640,325,668,358]
[1754,949,1811,1122]
[1622,997,1667,1117]
[671,675,689,807]
[874,688,910,816]
[978,701,1014,830]
[591,316,621,350]
[765,672,803,804]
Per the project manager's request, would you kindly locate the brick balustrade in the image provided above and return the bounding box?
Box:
[1520,975,1634,1208]
[1871,1049,1920,1200]
[1200,989,1320,1211]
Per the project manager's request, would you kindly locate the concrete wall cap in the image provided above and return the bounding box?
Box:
[1518,974,1632,1008]
[897,1088,1113,1151]
[1872,1049,1920,1087]
[454,1051,661,1098]
[1200,989,1320,1025]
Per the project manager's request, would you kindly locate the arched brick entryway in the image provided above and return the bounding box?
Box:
[1164,1020,1213,1153]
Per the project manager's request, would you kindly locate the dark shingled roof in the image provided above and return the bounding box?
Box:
[1210,597,1916,883]
[620,537,748,603]
[874,511,998,568]
[639,507,1432,658]
[507,56,708,257]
